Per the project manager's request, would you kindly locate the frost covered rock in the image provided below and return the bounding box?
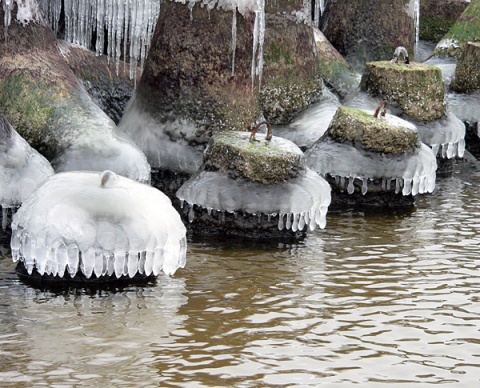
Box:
[433,0,480,58]
[360,61,445,121]
[176,131,331,238]
[0,4,150,182]
[11,170,187,282]
[0,112,54,229]
[451,42,480,93]
[305,106,437,207]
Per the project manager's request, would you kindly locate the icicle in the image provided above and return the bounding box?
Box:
[188,1,195,21]
[56,243,68,277]
[67,243,79,277]
[313,0,320,27]
[1,207,7,230]
[188,206,195,223]
[292,213,300,232]
[347,176,354,195]
[250,0,265,89]
[285,213,292,230]
[152,248,164,276]
[138,251,146,274]
[128,251,138,278]
[278,212,285,230]
[3,0,13,40]
[412,176,420,196]
[144,250,154,276]
[414,0,420,45]
[361,177,368,195]
[82,248,96,278]
[298,212,306,231]
[395,178,401,194]
[114,252,126,278]
[403,178,412,196]
[458,138,465,158]
[94,252,104,277]
[231,6,237,76]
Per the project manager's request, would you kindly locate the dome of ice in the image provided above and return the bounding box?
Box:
[0,113,54,211]
[11,170,187,279]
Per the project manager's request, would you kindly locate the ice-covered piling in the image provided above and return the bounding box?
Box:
[11,171,187,280]
[176,130,331,237]
[306,106,437,206]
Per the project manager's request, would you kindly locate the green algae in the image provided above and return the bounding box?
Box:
[360,61,445,121]
[0,72,59,159]
[327,106,420,155]
[204,131,305,184]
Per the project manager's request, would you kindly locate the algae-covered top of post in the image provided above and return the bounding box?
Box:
[203,130,306,184]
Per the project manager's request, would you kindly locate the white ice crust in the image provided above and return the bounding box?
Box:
[177,168,331,231]
[117,94,206,174]
[11,170,187,278]
[0,116,54,209]
[274,87,341,149]
[306,139,437,196]
[414,111,465,159]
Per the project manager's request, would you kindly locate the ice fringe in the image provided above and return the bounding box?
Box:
[11,170,187,278]
[177,167,332,231]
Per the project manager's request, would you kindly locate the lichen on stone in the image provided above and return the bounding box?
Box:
[203,130,306,184]
[432,0,480,58]
[451,42,480,93]
[327,106,420,155]
[0,72,60,160]
[360,61,445,121]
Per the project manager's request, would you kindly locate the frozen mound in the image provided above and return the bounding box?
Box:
[0,113,54,228]
[305,107,437,198]
[11,170,187,279]
[176,131,331,233]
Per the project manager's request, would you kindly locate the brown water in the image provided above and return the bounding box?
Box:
[1,162,480,387]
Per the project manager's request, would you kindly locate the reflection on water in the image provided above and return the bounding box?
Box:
[2,162,480,386]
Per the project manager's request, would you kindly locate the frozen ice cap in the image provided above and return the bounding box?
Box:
[0,113,54,209]
[11,170,187,279]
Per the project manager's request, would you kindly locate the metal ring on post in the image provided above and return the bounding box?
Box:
[374,101,388,118]
[250,121,272,143]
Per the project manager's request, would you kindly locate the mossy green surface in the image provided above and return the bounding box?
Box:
[0,72,59,159]
[327,106,420,155]
[360,61,445,121]
[451,42,480,92]
[420,16,456,42]
[433,0,480,57]
[203,131,306,184]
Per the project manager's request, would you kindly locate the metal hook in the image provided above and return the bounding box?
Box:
[374,101,388,118]
[250,121,272,143]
